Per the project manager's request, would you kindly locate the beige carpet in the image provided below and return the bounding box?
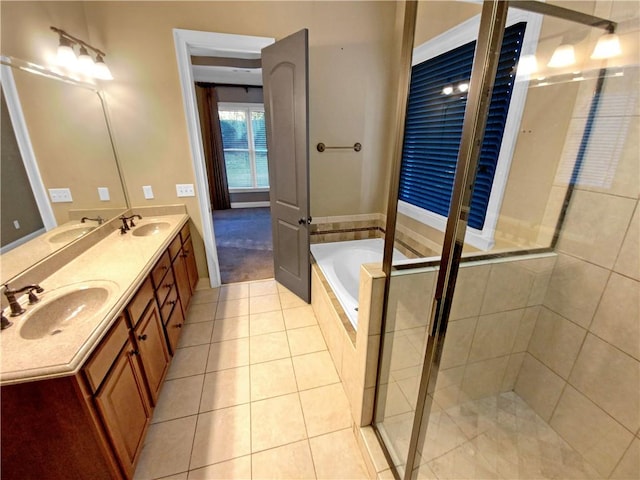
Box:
[212,207,274,284]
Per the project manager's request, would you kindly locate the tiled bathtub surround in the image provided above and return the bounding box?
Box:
[133,279,371,479]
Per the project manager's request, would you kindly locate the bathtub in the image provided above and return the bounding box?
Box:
[310,238,407,329]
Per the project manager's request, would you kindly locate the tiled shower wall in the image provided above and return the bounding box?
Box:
[514,69,640,478]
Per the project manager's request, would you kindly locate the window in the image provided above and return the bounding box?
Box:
[218,103,269,190]
[398,12,540,250]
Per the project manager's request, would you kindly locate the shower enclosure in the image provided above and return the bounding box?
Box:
[373,1,639,479]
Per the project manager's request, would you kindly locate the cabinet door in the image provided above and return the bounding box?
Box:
[183,237,199,293]
[173,252,191,317]
[95,340,150,479]
[165,299,185,354]
[135,302,170,405]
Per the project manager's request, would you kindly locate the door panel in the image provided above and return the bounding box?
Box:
[262,29,310,302]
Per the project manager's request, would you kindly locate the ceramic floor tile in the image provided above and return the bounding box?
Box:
[166,345,209,380]
[249,331,290,364]
[309,428,370,479]
[191,288,220,305]
[206,337,249,372]
[292,350,340,391]
[250,358,298,401]
[152,375,204,423]
[279,289,309,309]
[250,310,286,336]
[177,321,214,348]
[249,279,278,297]
[133,416,197,479]
[218,283,250,301]
[282,306,318,329]
[215,298,249,320]
[251,393,307,453]
[187,456,251,479]
[211,316,249,342]
[299,383,352,437]
[190,404,251,469]
[157,473,188,480]
[200,367,250,412]
[186,303,216,324]
[287,325,327,356]
[249,294,281,315]
[251,440,317,479]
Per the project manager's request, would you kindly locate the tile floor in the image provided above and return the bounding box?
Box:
[379,391,601,479]
[133,279,371,480]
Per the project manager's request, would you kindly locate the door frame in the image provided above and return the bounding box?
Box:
[173,29,274,288]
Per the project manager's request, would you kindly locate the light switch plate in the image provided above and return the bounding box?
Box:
[98,187,110,201]
[13,220,20,230]
[176,183,195,197]
[48,188,73,203]
[143,185,154,199]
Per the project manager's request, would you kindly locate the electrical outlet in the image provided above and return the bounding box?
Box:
[48,188,73,203]
[143,185,154,199]
[98,187,110,201]
[176,183,195,197]
[13,220,20,230]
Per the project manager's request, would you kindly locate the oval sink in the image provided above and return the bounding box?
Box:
[19,286,111,340]
[49,226,96,243]
[132,222,170,237]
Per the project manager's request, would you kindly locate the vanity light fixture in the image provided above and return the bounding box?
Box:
[51,26,113,80]
[517,54,538,75]
[547,44,576,68]
[591,32,622,59]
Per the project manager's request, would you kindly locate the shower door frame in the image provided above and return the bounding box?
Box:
[374,1,618,479]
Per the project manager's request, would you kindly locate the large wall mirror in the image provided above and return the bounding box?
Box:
[0,57,129,284]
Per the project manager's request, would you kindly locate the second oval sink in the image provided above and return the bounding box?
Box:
[19,285,112,340]
[49,226,96,243]
[132,222,170,237]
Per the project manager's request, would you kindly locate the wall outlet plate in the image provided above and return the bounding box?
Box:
[98,187,110,201]
[143,185,154,199]
[176,183,195,197]
[48,188,73,203]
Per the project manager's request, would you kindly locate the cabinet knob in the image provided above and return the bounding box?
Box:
[176,323,183,329]
[161,265,168,271]
[130,350,139,356]
[163,283,173,289]
[168,300,177,306]
[138,334,148,341]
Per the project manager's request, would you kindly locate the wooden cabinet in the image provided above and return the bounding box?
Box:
[95,337,150,479]
[134,302,170,404]
[183,235,198,293]
[0,221,198,479]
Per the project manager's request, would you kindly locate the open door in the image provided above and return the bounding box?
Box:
[262,29,311,302]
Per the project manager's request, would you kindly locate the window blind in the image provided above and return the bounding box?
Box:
[399,22,527,230]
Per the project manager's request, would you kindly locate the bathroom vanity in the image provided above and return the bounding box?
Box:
[1,213,198,479]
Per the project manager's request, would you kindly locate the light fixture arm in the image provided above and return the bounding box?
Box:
[50,26,106,58]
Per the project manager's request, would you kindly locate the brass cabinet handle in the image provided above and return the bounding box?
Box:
[138,334,147,341]
[130,350,139,356]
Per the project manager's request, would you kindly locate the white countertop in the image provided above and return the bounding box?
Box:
[0,214,189,385]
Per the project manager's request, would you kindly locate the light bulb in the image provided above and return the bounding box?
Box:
[458,83,469,93]
[442,86,453,95]
[548,44,576,68]
[93,54,113,80]
[517,54,538,75]
[591,33,621,59]
[57,36,77,68]
[77,45,95,73]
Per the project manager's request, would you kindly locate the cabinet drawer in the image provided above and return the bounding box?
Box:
[84,315,129,393]
[165,298,185,354]
[127,277,154,327]
[160,283,179,324]
[151,251,171,288]
[168,235,182,261]
[180,223,190,243]
[155,268,175,307]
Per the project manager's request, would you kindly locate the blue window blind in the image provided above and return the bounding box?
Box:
[399,22,527,230]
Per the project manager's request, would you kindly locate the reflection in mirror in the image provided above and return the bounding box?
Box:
[390,3,634,267]
[0,59,128,284]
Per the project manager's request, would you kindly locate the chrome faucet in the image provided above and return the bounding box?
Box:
[119,214,143,234]
[81,216,104,225]
[3,284,44,317]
